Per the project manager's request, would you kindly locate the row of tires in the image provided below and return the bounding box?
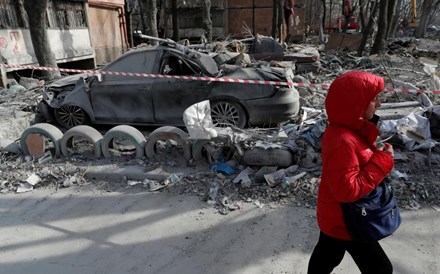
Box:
[20,123,224,161]
[21,123,296,167]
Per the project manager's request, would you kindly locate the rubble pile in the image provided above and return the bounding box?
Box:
[1,36,440,215]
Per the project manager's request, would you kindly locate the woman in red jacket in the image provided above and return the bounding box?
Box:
[307,71,395,273]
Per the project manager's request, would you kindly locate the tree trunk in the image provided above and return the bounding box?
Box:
[201,0,213,43]
[388,0,402,38]
[125,1,134,47]
[138,0,147,34]
[415,0,433,38]
[319,0,326,42]
[162,0,168,38]
[342,0,349,33]
[370,0,388,55]
[357,0,379,56]
[385,0,397,39]
[172,0,179,41]
[272,0,278,38]
[329,0,333,31]
[23,0,60,80]
[277,0,285,43]
[157,0,163,36]
[359,0,366,30]
[140,0,158,44]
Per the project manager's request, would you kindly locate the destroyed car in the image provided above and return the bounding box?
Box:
[37,43,300,129]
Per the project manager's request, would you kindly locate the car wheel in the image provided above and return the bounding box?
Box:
[210,101,247,128]
[54,105,90,129]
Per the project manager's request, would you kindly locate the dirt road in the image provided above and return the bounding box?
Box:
[1,184,439,274]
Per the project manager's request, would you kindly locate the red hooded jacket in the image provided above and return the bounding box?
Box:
[317,71,394,240]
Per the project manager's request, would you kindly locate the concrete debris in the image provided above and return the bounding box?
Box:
[284,172,307,186]
[127,180,142,186]
[0,139,21,154]
[254,200,265,208]
[18,77,43,90]
[264,169,287,188]
[8,84,27,94]
[1,36,440,213]
[233,167,254,184]
[16,182,33,193]
[163,174,181,185]
[26,173,41,186]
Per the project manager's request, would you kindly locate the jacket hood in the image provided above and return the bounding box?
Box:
[325,71,384,130]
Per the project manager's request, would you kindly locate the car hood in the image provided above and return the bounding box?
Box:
[48,73,89,88]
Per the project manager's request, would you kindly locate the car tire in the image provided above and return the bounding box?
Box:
[210,100,247,128]
[60,125,103,158]
[20,123,64,158]
[145,126,192,161]
[101,125,146,159]
[54,105,90,129]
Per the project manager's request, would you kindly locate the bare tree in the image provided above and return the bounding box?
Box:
[271,0,285,42]
[370,0,389,55]
[359,0,366,30]
[277,0,285,42]
[387,0,402,38]
[319,0,326,43]
[357,0,379,56]
[172,0,180,41]
[384,0,397,39]
[23,0,60,79]
[125,1,135,47]
[272,0,279,38]
[415,0,435,38]
[201,0,213,43]
[140,0,159,44]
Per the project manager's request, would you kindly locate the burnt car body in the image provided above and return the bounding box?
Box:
[38,43,300,129]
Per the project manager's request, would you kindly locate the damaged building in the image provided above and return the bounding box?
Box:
[0,0,129,87]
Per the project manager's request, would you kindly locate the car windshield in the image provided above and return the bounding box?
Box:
[102,50,157,74]
[186,51,219,76]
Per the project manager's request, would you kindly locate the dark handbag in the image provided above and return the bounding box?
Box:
[341,180,401,243]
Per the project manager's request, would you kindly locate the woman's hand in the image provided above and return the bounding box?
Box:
[378,142,394,158]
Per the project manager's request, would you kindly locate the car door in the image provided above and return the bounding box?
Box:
[90,50,158,124]
[151,53,209,125]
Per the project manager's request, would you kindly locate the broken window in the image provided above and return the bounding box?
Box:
[103,51,158,81]
[0,0,86,30]
[0,0,27,28]
[47,0,87,29]
[162,56,197,76]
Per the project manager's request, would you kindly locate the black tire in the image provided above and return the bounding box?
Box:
[210,100,247,128]
[54,105,90,129]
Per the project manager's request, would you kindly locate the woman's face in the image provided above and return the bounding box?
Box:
[364,95,381,120]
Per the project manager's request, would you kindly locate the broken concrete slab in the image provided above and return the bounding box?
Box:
[0,139,21,154]
[242,148,294,167]
[325,32,362,51]
[376,101,422,120]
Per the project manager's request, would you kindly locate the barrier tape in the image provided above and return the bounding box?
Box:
[1,63,439,95]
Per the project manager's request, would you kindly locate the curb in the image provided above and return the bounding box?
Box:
[69,164,185,181]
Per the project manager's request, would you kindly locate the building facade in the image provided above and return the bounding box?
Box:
[0,0,128,87]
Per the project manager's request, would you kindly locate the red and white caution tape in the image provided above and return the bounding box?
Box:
[1,63,439,95]
[1,64,291,87]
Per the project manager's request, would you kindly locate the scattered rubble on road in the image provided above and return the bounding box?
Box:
[1,36,440,216]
